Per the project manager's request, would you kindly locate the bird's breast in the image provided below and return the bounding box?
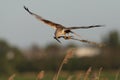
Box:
[55,29,65,38]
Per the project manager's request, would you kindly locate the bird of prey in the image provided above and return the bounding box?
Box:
[24,6,103,43]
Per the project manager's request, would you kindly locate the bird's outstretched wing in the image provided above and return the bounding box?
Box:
[71,37,105,47]
[24,6,64,29]
[66,25,104,29]
[62,36,105,47]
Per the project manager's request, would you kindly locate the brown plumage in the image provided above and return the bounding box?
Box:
[24,6,104,43]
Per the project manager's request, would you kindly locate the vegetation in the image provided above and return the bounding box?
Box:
[0,30,120,80]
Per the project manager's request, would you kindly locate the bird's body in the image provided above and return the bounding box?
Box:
[55,28,65,38]
[24,6,103,43]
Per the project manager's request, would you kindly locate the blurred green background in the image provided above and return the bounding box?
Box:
[0,30,120,75]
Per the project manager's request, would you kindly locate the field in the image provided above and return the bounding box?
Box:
[0,49,119,80]
[0,70,119,80]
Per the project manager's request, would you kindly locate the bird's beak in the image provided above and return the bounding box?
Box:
[54,37,61,43]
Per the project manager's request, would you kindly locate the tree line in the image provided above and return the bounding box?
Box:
[0,30,120,75]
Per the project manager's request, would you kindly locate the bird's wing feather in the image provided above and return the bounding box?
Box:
[66,25,104,29]
[70,37,105,47]
[24,6,64,29]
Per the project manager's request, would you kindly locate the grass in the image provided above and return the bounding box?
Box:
[0,48,120,80]
[0,71,119,80]
[0,70,119,80]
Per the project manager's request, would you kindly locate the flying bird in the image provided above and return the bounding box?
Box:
[24,6,103,43]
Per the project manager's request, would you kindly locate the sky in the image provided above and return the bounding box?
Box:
[0,0,120,48]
